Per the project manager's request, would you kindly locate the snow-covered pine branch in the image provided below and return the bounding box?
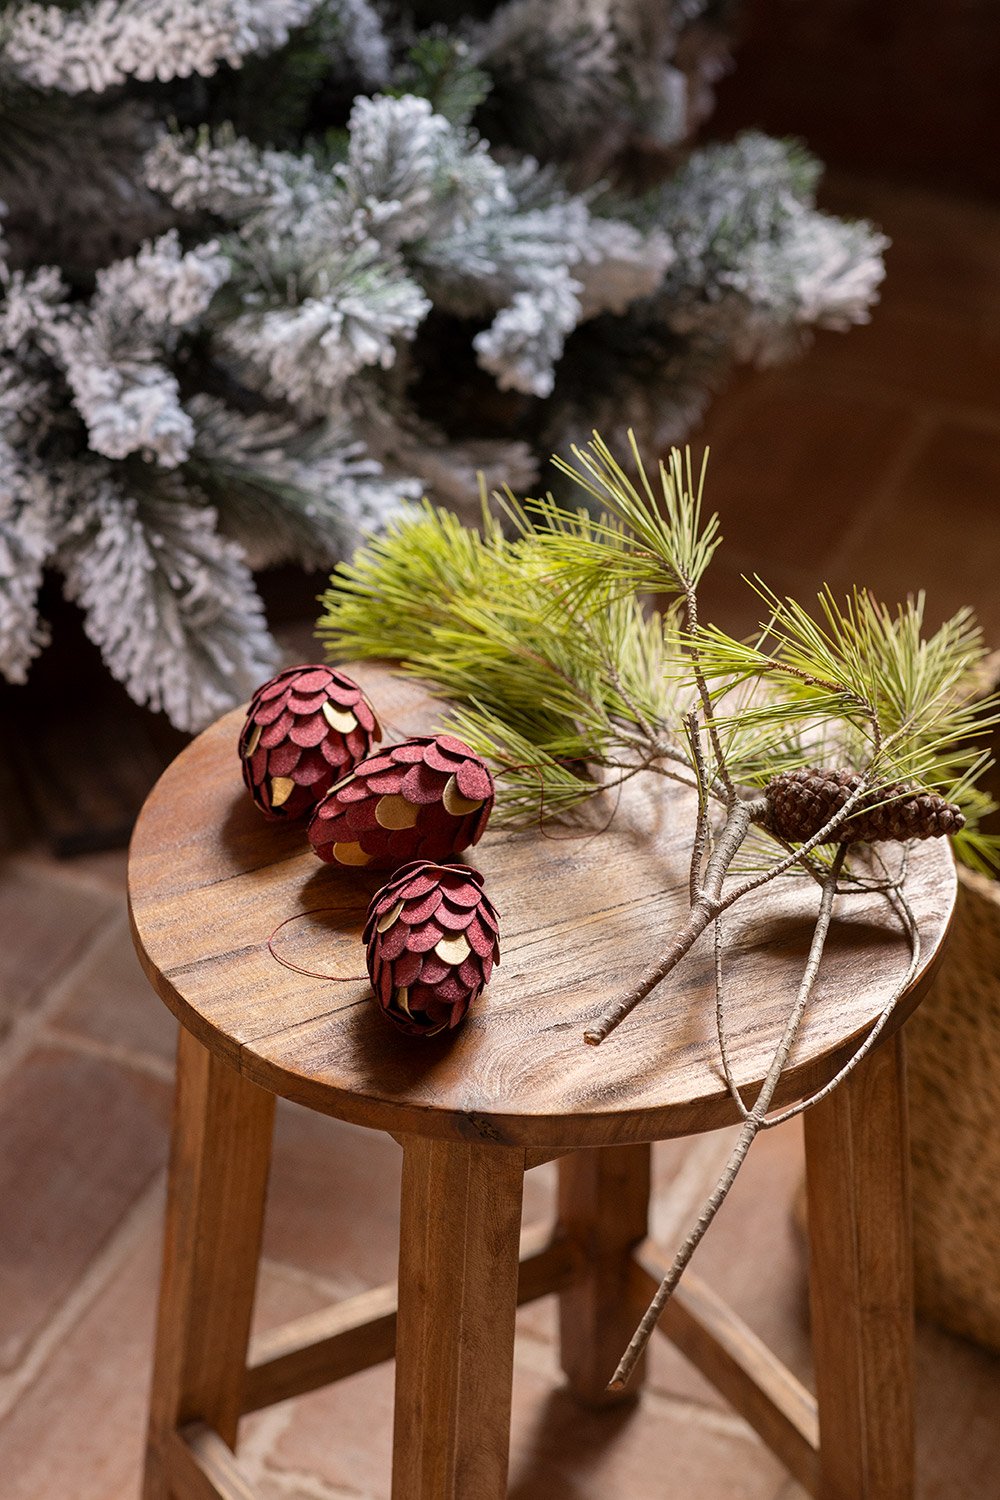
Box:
[651,132,889,363]
[0,3,886,728]
[188,394,418,565]
[2,0,320,93]
[216,242,431,417]
[475,0,723,167]
[54,465,279,731]
[42,231,230,466]
[0,430,56,682]
[145,129,328,227]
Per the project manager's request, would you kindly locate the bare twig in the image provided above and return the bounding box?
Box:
[717,774,871,910]
[608,845,847,1390]
[583,771,875,1046]
[683,585,735,804]
[762,830,830,890]
[593,755,699,796]
[584,794,766,1044]
[760,871,920,1128]
[713,912,753,1123]
[603,654,659,746]
[687,709,711,905]
[712,843,920,1135]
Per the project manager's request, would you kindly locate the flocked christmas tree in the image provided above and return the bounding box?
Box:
[0,0,888,730]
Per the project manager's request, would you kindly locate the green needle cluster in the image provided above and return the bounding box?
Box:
[318,432,999,871]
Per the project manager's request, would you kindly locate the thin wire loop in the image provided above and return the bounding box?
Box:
[267,907,369,982]
[495,759,626,846]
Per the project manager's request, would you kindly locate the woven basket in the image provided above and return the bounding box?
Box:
[906,863,1000,1353]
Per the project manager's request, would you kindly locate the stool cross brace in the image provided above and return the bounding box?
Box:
[143,1027,914,1500]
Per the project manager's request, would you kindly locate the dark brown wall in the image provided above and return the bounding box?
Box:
[712,0,1000,199]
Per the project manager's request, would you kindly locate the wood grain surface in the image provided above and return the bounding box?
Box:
[805,1030,915,1499]
[143,1029,274,1498]
[558,1144,651,1405]
[128,664,956,1150]
[391,1137,525,1499]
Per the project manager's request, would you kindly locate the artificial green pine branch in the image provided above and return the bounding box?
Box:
[320,430,997,841]
[319,491,687,821]
[318,430,1000,1383]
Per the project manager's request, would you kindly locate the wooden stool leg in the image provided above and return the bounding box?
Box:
[391,1137,526,1500]
[144,1028,275,1499]
[557,1143,651,1405]
[804,1031,914,1500]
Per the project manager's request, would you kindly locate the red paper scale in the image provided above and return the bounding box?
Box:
[239,664,381,820]
[308,734,494,869]
[364,861,501,1036]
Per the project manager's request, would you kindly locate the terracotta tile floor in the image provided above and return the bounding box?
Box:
[2,172,1000,1498]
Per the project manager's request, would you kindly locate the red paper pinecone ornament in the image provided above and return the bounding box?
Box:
[239,665,381,820]
[364,861,500,1036]
[764,767,965,845]
[308,734,494,869]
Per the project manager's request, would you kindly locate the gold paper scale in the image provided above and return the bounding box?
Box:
[319,774,485,870]
[322,703,360,734]
[375,794,419,830]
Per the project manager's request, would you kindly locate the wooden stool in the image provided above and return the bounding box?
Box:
[128,666,955,1500]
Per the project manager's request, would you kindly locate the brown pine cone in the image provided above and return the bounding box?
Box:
[239,665,381,820]
[364,861,500,1036]
[764,767,965,845]
[308,734,494,869]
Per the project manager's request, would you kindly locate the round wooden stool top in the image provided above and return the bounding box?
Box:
[128,664,955,1151]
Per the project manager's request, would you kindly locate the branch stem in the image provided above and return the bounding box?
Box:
[719,774,871,910]
[583,796,766,1045]
[687,710,711,905]
[761,874,920,1128]
[714,913,752,1122]
[607,845,847,1390]
[683,585,735,804]
[585,766,879,1046]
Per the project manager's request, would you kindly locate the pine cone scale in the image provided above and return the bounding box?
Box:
[466,915,496,957]
[401,762,444,803]
[397,871,440,900]
[288,691,329,713]
[352,702,379,733]
[400,889,444,924]
[420,955,451,984]
[423,739,469,774]
[254,695,292,726]
[292,670,330,692]
[434,901,477,931]
[267,742,302,777]
[378,921,410,962]
[295,755,329,785]
[391,743,429,764]
[289,716,330,748]
[261,712,294,748]
[347,801,382,834]
[455,760,493,800]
